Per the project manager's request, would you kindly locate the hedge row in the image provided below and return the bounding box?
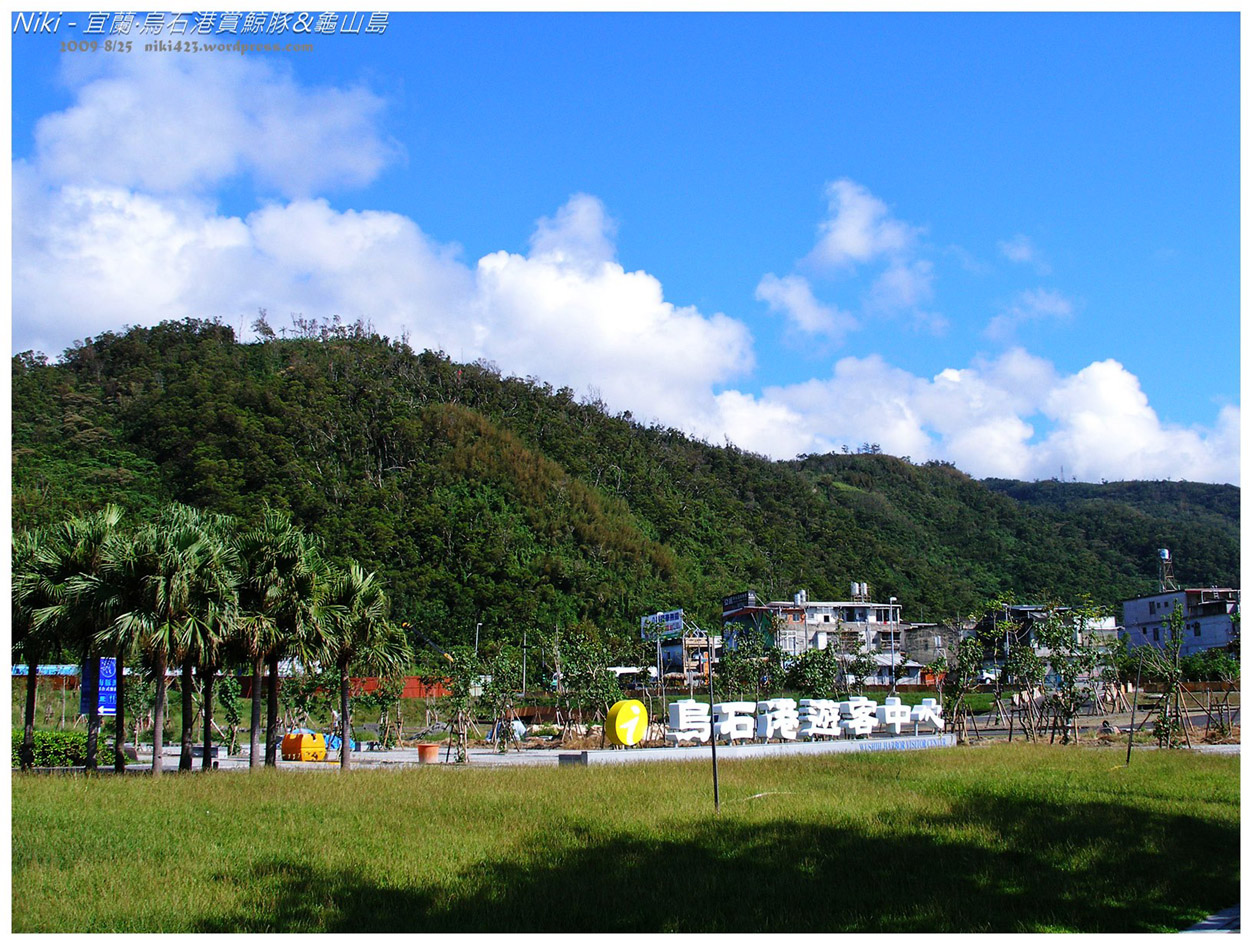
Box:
[12,730,91,768]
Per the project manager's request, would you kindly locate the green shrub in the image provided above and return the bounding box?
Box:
[12,730,91,768]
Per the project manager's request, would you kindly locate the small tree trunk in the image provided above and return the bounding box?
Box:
[249,654,263,768]
[114,648,127,773]
[151,653,168,777]
[265,654,280,767]
[22,656,40,770]
[179,662,195,771]
[202,669,215,771]
[85,653,101,771]
[340,665,352,771]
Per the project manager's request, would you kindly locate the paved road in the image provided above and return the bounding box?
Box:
[1184,906,1240,933]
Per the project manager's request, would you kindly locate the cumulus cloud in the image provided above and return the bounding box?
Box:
[32,54,396,197]
[12,55,1238,487]
[705,350,1238,485]
[12,168,475,357]
[762,178,941,342]
[470,201,754,426]
[998,233,1051,274]
[755,273,857,341]
[14,168,752,436]
[806,178,920,270]
[986,288,1075,341]
[527,193,618,270]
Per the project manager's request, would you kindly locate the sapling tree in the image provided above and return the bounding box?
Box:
[481,647,522,753]
[550,628,621,744]
[122,666,156,749]
[1004,639,1047,740]
[843,640,878,696]
[280,669,334,732]
[719,621,784,702]
[444,645,481,763]
[1136,604,1189,748]
[1034,600,1105,744]
[935,629,985,744]
[372,674,407,749]
[218,673,242,755]
[786,644,841,700]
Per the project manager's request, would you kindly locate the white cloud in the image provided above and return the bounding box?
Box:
[12,58,1238,487]
[1035,361,1240,483]
[755,273,857,341]
[470,200,754,427]
[768,179,943,340]
[32,54,396,197]
[998,233,1051,275]
[13,170,751,436]
[806,178,921,270]
[11,169,474,357]
[986,288,1075,341]
[707,350,1238,485]
[527,193,618,270]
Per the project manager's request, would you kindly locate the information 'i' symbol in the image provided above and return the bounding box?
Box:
[606,699,649,747]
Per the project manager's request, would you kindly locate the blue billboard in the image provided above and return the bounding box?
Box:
[79,658,117,717]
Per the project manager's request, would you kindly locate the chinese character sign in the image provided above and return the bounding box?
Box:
[665,696,943,743]
[666,700,710,744]
[79,658,117,717]
[641,609,684,639]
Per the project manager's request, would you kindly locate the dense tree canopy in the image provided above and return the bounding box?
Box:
[12,319,1240,653]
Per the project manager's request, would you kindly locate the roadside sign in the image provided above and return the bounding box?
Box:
[79,658,117,717]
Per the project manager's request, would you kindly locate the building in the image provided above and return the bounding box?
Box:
[970,603,1119,674]
[721,585,903,658]
[900,623,960,664]
[1121,588,1239,657]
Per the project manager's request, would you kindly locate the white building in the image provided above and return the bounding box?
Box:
[1121,588,1239,657]
[722,585,903,657]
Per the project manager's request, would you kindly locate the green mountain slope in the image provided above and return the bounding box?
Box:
[11,319,1240,644]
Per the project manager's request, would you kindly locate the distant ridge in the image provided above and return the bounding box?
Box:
[12,319,1239,645]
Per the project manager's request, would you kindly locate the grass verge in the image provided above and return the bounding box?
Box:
[11,743,1238,932]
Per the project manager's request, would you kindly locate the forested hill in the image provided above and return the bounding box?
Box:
[11,319,1240,646]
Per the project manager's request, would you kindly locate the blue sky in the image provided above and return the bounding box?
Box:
[10,12,1240,483]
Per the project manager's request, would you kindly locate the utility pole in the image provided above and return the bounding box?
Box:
[889,596,898,694]
[708,632,720,814]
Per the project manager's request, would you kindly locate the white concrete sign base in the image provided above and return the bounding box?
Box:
[559,733,956,766]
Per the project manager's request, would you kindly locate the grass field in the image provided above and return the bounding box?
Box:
[11,743,1238,933]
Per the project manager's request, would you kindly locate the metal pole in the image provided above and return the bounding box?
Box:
[522,630,527,696]
[889,597,897,694]
[475,622,482,655]
[708,633,720,814]
[1126,652,1145,765]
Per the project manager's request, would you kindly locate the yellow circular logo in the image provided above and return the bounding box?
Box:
[606,699,649,746]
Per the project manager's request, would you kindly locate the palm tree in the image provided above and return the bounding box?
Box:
[95,504,236,777]
[233,509,308,769]
[195,512,240,771]
[323,563,411,770]
[263,533,334,767]
[12,527,64,770]
[27,506,125,771]
[170,510,238,771]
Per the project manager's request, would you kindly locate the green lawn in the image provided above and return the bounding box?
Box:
[11,743,1238,933]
